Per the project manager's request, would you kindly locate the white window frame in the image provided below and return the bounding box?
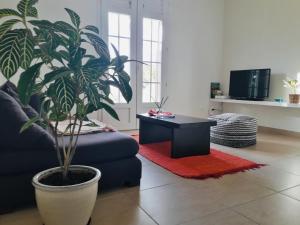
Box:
[137,0,166,113]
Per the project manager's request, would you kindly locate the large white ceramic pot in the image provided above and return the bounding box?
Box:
[32,165,101,225]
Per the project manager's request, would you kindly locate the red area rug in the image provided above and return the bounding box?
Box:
[134,137,264,179]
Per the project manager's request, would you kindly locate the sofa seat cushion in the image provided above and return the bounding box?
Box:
[70,132,139,164]
[0,132,139,175]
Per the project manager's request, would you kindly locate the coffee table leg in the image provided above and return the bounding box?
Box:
[139,119,172,144]
[171,125,211,158]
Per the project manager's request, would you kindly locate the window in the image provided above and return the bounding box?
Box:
[142,18,163,103]
[108,12,131,103]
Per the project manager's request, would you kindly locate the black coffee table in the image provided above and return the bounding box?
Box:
[136,114,217,158]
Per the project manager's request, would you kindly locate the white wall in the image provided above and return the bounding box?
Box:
[0,0,225,119]
[164,0,225,118]
[222,0,300,132]
[0,0,100,85]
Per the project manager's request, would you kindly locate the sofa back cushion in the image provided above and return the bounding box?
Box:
[0,81,41,113]
[0,90,55,151]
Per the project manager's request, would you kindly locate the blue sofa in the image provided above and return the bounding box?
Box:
[0,82,141,213]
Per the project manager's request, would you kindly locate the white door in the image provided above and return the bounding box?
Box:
[100,0,164,130]
[136,0,164,115]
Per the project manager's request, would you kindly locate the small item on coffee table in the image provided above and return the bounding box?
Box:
[148,109,175,118]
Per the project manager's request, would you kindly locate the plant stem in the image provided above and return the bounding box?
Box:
[53,121,63,167]
[62,115,78,179]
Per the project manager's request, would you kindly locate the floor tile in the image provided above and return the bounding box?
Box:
[92,193,156,225]
[180,209,257,225]
[234,194,300,225]
[281,185,300,201]
[272,155,300,175]
[139,162,180,190]
[241,166,300,191]
[128,182,229,225]
[0,208,41,225]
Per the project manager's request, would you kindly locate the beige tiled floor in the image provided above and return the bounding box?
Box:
[2,131,300,225]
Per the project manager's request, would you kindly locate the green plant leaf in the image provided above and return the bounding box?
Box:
[0,19,21,39]
[20,116,40,133]
[111,44,129,73]
[17,62,43,105]
[84,25,99,34]
[17,0,38,17]
[77,70,102,109]
[65,8,80,28]
[83,58,109,78]
[77,68,91,87]
[55,21,79,42]
[43,68,71,85]
[69,46,86,69]
[40,98,51,116]
[19,30,34,69]
[88,85,101,107]
[100,102,119,120]
[0,9,21,19]
[49,112,68,121]
[0,30,22,79]
[118,74,133,103]
[29,19,55,30]
[118,70,130,82]
[59,50,69,61]
[85,33,110,61]
[53,77,75,113]
[36,29,61,50]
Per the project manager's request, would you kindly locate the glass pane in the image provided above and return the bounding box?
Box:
[109,37,119,58]
[119,14,131,38]
[124,63,130,74]
[143,41,151,62]
[151,63,161,83]
[151,83,161,102]
[152,19,160,42]
[143,83,151,103]
[119,38,130,57]
[110,86,120,103]
[143,18,152,41]
[143,64,151,82]
[119,95,126,103]
[152,42,161,62]
[108,13,118,36]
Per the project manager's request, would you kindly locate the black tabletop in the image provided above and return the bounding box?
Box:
[136,113,217,128]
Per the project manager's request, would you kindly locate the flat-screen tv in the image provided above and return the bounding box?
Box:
[229,69,271,101]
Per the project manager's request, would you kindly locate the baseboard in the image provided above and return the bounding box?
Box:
[258,126,300,137]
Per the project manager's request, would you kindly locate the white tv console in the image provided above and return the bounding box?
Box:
[210,98,300,109]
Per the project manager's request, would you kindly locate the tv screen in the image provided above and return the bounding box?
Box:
[229,69,271,100]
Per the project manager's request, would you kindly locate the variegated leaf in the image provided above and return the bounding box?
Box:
[17,62,43,105]
[54,77,75,113]
[85,33,110,61]
[19,30,34,69]
[17,0,38,17]
[0,9,21,19]
[65,8,80,28]
[84,25,99,34]
[0,30,22,79]
[0,19,21,39]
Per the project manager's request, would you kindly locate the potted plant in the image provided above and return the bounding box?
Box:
[283,78,300,104]
[0,0,133,225]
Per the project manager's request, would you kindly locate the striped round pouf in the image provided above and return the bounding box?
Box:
[209,113,257,148]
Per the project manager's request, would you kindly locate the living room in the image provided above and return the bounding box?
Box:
[1,0,300,225]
